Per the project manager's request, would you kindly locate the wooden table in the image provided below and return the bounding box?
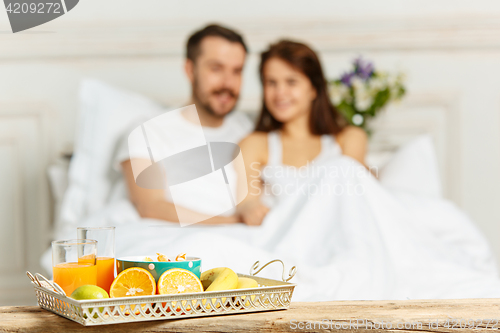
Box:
[1,299,500,332]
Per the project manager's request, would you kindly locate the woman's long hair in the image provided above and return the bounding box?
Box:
[255,40,346,135]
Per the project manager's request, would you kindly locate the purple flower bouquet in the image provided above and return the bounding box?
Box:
[329,57,406,130]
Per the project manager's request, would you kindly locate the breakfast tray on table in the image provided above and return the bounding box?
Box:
[27,259,297,326]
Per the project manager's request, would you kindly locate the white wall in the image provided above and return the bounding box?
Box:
[1,0,500,305]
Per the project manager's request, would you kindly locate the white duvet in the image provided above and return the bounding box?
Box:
[41,135,500,301]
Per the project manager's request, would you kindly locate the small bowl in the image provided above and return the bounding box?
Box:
[116,256,202,282]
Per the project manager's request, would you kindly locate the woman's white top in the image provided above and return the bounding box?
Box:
[260,131,342,205]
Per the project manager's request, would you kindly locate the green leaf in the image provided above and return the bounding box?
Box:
[337,102,356,126]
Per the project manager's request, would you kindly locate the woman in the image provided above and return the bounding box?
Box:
[237,40,368,226]
[233,40,500,300]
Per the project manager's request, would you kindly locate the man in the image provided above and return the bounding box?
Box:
[120,24,253,225]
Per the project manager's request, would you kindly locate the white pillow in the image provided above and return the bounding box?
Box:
[56,79,163,237]
[378,134,442,198]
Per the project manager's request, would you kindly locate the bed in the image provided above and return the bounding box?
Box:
[41,78,500,302]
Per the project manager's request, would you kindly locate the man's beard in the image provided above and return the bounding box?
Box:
[192,78,238,118]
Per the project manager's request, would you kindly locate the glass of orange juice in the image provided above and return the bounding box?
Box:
[77,227,115,294]
[52,239,97,296]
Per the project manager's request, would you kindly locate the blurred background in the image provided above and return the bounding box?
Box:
[1,0,500,305]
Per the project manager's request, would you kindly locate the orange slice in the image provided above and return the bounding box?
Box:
[157,268,203,312]
[110,267,156,314]
[110,267,156,297]
[157,268,203,294]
